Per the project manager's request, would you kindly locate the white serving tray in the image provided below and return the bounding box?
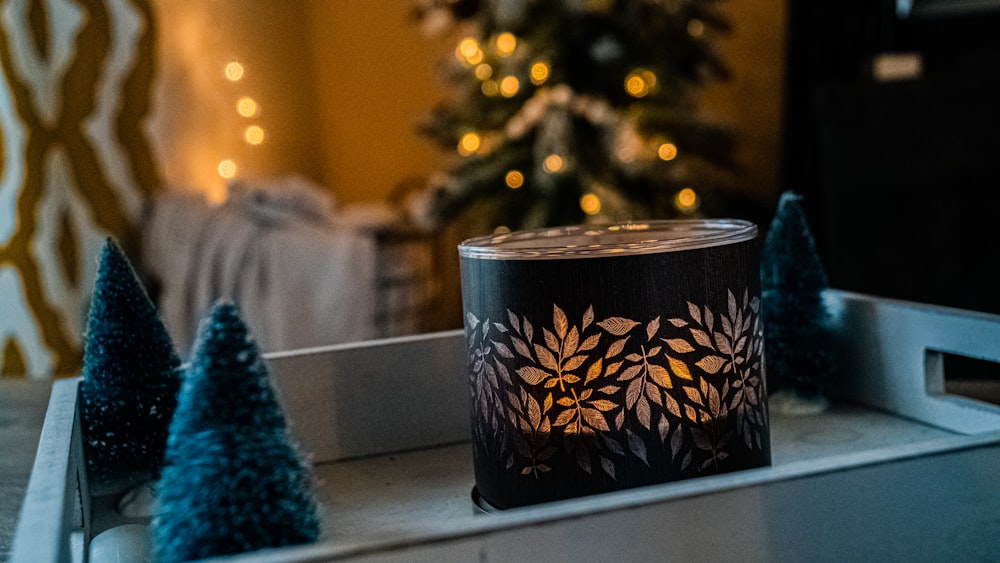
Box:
[12,291,1000,562]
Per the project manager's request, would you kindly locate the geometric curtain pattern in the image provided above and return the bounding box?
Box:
[0,0,159,378]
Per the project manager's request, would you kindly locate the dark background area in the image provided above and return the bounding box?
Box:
[780,0,1000,314]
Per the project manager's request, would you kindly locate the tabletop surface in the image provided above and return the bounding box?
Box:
[0,380,52,562]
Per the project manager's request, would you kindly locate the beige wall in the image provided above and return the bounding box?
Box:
[150,1,786,207]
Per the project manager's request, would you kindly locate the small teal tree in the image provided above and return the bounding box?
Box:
[760,191,835,413]
[153,300,320,562]
[79,238,182,485]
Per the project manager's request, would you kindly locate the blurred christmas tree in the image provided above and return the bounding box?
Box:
[154,300,319,562]
[761,191,835,414]
[413,0,737,231]
[79,239,182,487]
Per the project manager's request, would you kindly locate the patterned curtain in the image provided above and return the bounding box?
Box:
[0,0,160,378]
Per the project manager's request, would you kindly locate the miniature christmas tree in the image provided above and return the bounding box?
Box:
[413,0,737,231]
[79,238,182,486]
[760,191,834,414]
[153,300,320,562]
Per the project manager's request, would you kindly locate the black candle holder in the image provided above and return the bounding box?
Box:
[460,220,770,509]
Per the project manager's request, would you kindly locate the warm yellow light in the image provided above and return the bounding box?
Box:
[543,154,564,173]
[458,132,481,156]
[658,142,678,161]
[244,125,265,145]
[237,97,258,117]
[224,62,244,82]
[496,32,517,56]
[505,170,524,189]
[625,69,657,98]
[625,74,649,98]
[580,193,602,215]
[530,61,550,85]
[475,63,493,80]
[456,37,483,64]
[217,159,237,179]
[675,188,699,211]
[500,76,520,97]
[687,19,705,38]
[481,80,500,97]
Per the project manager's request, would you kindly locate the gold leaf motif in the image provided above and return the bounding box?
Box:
[564,326,580,356]
[582,408,610,431]
[563,374,581,384]
[543,328,560,354]
[557,396,575,407]
[604,360,623,377]
[590,399,617,412]
[579,333,601,352]
[646,317,660,341]
[664,338,695,353]
[687,302,701,325]
[713,331,731,354]
[553,409,576,427]
[667,355,692,380]
[606,336,630,358]
[684,387,703,406]
[618,364,643,381]
[535,344,558,371]
[562,354,587,372]
[665,393,681,418]
[585,358,603,384]
[636,396,651,429]
[554,304,569,339]
[517,366,550,385]
[598,385,619,395]
[583,305,595,331]
[690,328,712,349]
[648,363,672,389]
[695,355,727,375]
[597,317,640,336]
[668,318,688,328]
[626,377,643,407]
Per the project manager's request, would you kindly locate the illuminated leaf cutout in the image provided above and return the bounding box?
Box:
[518,366,550,385]
[579,333,601,352]
[664,338,695,353]
[597,317,639,336]
[583,306,594,331]
[665,393,681,418]
[636,396,651,429]
[606,336,630,358]
[690,328,712,349]
[687,302,701,324]
[564,326,580,356]
[668,317,688,328]
[696,355,727,375]
[535,344,558,371]
[598,385,619,395]
[667,355,692,380]
[604,360,623,377]
[626,377,643,408]
[585,358,603,384]
[590,399,617,412]
[648,363,672,388]
[563,355,587,372]
[684,386,703,406]
[553,304,569,339]
[646,317,660,341]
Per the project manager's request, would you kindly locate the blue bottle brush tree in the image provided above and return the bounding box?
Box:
[79,238,182,486]
[760,191,836,414]
[153,300,320,562]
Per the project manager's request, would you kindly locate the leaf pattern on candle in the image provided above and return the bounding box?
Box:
[465,287,767,480]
